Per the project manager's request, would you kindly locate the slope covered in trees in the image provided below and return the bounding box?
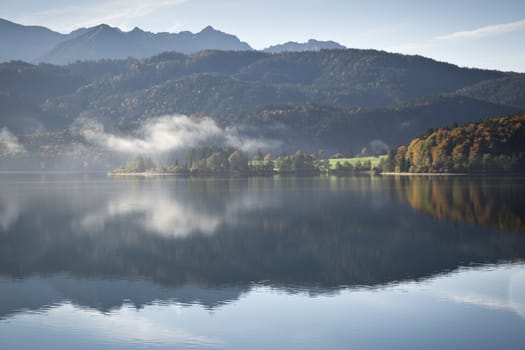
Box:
[3,49,507,115]
[0,49,523,155]
[384,114,525,173]
[456,74,525,109]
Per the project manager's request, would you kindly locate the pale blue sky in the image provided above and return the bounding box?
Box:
[2,0,525,72]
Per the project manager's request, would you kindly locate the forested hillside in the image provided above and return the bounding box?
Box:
[384,114,525,173]
[456,74,525,109]
[0,48,523,155]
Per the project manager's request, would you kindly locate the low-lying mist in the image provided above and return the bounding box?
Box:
[76,114,280,155]
[0,128,25,155]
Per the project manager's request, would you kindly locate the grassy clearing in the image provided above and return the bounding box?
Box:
[250,156,387,171]
[328,156,386,169]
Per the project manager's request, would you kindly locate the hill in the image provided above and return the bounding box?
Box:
[456,74,525,109]
[384,114,525,173]
[238,96,519,152]
[32,49,507,124]
[0,48,523,157]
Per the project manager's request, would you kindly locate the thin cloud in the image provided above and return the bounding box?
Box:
[17,0,188,32]
[436,18,525,41]
[388,18,525,53]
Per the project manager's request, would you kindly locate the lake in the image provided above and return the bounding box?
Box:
[0,173,524,349]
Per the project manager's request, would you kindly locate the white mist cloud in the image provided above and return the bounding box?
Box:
[0,128,25,155]
[77,114,280,155]
[367,139,389,154]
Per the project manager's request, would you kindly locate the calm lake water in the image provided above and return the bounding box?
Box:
[0,174,524,349]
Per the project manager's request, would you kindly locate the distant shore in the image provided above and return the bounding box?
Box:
[108,171,470,177]
[381,172,467,176]
[108,172,181,177]
[108,170,380,177]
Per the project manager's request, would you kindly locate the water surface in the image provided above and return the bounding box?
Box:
[0,174,524,349]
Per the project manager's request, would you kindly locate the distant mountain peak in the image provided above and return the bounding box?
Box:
[29,21,252,64]
[201,25,216,32]
[197,25,225,36]
[0,17,68,63]
[263,39,346,53]
[92,23,120,32]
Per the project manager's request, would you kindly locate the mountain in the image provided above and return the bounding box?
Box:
[263,39,346,53]
[38,24,253,64]
[0,18,253,64]
[38,25,254,64]
[0,48,523,154]
[0,18,67,62]
[34,49,507,126]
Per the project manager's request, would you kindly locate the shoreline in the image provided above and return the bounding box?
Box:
[108,172,181,177]
[381,172,468,176]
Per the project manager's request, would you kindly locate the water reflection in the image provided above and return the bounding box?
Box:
[394,176,525,232]
[1,264,525,350]
[0,175,525,320]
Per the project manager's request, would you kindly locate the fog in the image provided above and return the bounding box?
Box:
[77,114,280,155]
[0,128,25,155]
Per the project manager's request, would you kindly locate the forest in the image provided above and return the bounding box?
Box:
[1,49,524,156]
[111,147,382,176]
[383,114,525,173]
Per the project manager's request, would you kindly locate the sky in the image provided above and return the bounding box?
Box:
[1,0,525,72]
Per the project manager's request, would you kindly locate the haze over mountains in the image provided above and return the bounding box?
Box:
[1,18,525,167]
[0,18,346,64]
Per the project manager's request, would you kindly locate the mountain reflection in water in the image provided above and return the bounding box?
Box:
[0,174,524,319]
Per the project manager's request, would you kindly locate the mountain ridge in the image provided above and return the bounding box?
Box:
[37,23,254,64]
[1,18,348,65]
[0,49,522,153]
[263,39,346,53]
[0,18,255,64]
[0,19,524,157]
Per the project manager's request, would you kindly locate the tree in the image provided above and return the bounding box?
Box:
[276,156,292,172]
[124,155,155,172]
[228,150,247,172]
[206,152,227,171]
[255,149,263,161]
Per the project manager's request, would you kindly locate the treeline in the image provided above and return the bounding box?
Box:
[383,114,525,173]
[111,147,384,175]
[112,147,264,175]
